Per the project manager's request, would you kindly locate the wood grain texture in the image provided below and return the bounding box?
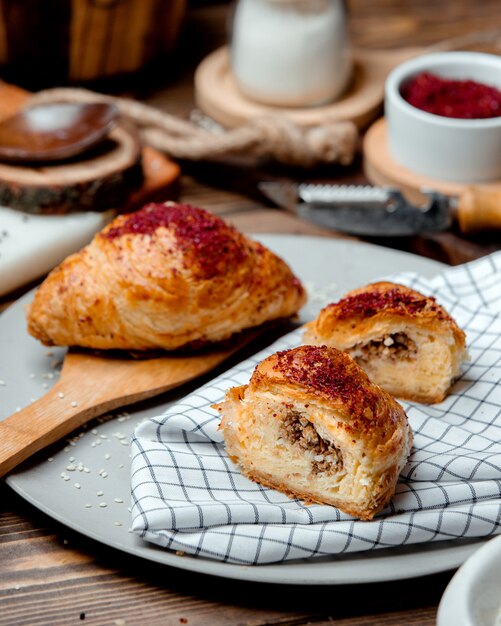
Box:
[0,333,258,477]
[363,118,501,224]
[0,482,449,626]
[194,46,422,130]
[1,1,501,624]
[0,82,180,216]
[0,0,186,84]
[0,123,143,213]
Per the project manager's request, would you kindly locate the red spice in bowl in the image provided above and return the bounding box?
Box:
[401,71,501,119]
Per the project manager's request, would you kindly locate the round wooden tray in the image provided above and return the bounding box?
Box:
[0,81,181,214]
[363,118,501,202]
[195,46,421,130]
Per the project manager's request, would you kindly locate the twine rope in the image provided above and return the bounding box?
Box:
[28,88,358,168]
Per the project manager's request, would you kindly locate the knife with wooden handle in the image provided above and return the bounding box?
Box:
[259,182,501,237]
[456,187,501,233]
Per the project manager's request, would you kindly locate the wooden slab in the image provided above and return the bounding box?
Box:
[363,118,501,204]
[0,81,180,212]
[0,123,143,213]
[195,46,422,130]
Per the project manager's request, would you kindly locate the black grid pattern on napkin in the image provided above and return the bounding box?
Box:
[131,252,501,564]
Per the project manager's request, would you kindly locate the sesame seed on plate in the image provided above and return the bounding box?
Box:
[99,502,107,508]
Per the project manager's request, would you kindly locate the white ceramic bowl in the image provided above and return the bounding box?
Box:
[385,51,501,183]
[437,534,501,626]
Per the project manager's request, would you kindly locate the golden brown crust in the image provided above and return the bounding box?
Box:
[251,345,404,448]
[216,345,412,520]
[304,282,467,404]
[306,282,465,344]
[26,202,306,351]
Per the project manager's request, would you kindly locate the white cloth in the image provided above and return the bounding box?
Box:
[131,252,501,564]
[0,207,113,296]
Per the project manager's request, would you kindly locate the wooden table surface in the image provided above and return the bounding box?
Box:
[1,1,500,624]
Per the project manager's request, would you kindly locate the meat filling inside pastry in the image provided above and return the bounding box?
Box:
[27,202,306,351]
[304,281,467,404]
[216,345,412,520]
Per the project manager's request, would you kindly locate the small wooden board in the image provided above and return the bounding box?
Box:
[363,118,501,203]
[0,81,180,212]
[195,46,421,130]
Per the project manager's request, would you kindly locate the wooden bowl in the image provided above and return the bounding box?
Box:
[0,0,186,86]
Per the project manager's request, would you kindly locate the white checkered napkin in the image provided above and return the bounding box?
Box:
[131,252,501,565]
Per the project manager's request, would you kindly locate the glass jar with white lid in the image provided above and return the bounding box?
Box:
[230,0,352,107]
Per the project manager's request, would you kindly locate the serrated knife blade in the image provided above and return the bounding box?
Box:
[259,182,454,237]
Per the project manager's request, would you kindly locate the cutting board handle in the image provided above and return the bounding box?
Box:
[0,380,108,478]
[0,331,261,478]
[457,187,501,233]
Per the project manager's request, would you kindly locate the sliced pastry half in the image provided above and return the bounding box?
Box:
[304,281,467,404]
[26,202,306,351]
[216,345,412,520]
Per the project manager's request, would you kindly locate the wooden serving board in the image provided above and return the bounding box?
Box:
[195,46,422,130]
[0,81,181,212]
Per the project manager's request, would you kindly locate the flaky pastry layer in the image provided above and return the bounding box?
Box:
[27,202,306,351]
[216,345,412,520]
[304,282,467,403]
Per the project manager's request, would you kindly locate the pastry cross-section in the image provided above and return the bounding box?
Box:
[216,345,412,520]
[304,281,467,403]
[26,202,306,351]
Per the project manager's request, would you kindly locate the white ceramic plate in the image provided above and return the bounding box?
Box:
[0,235,490,584]
[438,534,501,626]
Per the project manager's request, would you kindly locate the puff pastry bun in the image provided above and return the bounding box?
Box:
[216,345,412,520]
[27,202,306,351]
[304,282,467,404]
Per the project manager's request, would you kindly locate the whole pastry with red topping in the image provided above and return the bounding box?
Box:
[216,344,412,520]
[26,202,306,351]
[304,281,467,404]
